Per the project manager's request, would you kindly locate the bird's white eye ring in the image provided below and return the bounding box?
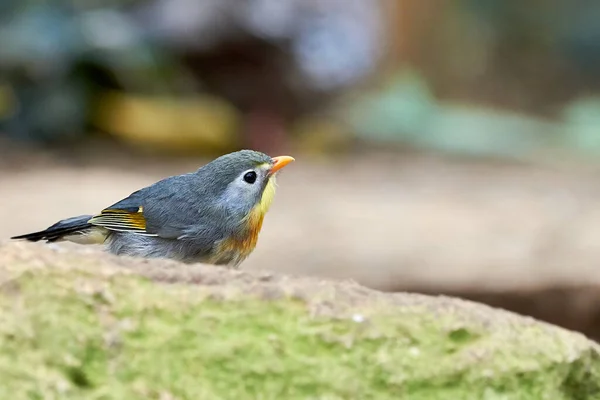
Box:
[243,170,257,184]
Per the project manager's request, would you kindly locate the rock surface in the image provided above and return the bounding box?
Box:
[5,149,600,343]
[0,242,599,400]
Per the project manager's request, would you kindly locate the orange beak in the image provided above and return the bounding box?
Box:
[269,155,295,175]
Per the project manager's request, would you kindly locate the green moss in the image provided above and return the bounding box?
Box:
[0,266,598,400]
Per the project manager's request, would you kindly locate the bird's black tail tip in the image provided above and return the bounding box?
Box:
[11,231,50,242]
[11,215,94,243]
[11,229,68,243]
[11,233,39,241]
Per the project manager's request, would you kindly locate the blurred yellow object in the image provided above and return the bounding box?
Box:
[93,91,241,154]
[0,84,17,119]
[292,117,353,155]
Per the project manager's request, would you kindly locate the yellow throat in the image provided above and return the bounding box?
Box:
[257,176,277,216]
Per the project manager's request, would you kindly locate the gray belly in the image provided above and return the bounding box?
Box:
[105,232,215,265]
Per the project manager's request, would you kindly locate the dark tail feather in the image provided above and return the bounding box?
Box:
[12,215,94,243]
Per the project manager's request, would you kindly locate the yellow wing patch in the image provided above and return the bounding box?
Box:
[88,206,152,234]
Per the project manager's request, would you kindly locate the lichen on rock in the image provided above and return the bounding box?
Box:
[0,242,599,400]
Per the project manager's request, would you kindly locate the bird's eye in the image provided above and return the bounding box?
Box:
[243,171,257,184]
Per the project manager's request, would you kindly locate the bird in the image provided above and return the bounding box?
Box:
[11,149,295,268]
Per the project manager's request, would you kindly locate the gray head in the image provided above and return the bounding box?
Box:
[195,150,295,216]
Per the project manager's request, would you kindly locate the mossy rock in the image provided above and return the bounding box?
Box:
[0,242,599,400]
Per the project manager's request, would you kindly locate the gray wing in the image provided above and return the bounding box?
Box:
[89,174,228,245]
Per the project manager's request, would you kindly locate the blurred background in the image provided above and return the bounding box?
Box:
[3,0,600,340]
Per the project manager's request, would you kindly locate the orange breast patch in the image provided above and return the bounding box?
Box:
[212,206,266,263]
